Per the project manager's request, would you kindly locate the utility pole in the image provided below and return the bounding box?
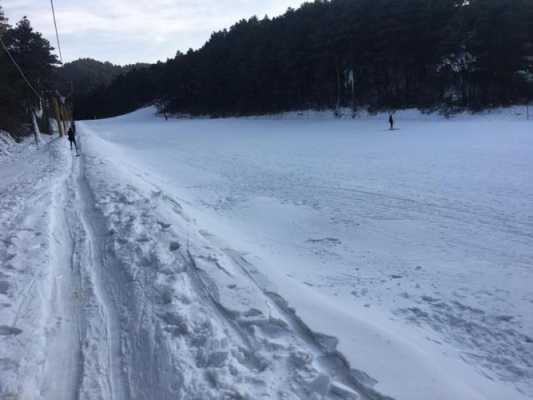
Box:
[52,95,64,136]
[31,111,41,146]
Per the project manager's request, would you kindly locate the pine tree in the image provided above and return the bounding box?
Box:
[0,5,19,133]
[3,16,60,93]
[0,14,60,134]
[0,6,8,36]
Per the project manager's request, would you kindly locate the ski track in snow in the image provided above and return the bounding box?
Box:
[1,108,532,400]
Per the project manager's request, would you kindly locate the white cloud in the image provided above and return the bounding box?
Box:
[2,0,307,64]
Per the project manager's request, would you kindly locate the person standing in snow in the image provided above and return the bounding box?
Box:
[389,113,394,130]
[68,121,79,155]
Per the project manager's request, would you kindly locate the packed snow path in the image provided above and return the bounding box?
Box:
[0,108,532,400]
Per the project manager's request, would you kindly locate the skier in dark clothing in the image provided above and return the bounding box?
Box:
[68,122,79,154]
[389,114,394,130]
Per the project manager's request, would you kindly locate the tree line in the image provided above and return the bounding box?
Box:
[59,58,151,118]
[2,1,533,125]
[0,7,60,134]
[76,0,533,119]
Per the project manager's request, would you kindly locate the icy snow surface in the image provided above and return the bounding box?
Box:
[0,107,531,400]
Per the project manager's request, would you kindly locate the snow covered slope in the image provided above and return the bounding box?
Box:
[83,108,533,400]
[0,108,531,400]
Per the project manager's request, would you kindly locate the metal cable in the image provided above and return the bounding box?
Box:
[50,0,63,63]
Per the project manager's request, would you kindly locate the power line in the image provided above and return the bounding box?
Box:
[0,36,42,100]
[50,0,63,63]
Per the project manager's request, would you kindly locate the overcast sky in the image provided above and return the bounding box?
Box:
[2,0,307,65]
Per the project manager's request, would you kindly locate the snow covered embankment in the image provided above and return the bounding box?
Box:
[79,127,388,399]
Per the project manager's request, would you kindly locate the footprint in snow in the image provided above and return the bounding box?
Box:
[157,221,171,230]
[306,237,342,246]
[0,280,10,295]
[0,326,22,336]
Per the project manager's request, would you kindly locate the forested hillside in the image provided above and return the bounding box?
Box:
[0,9,59,134]
[58,59,150,116]
[75,0,533,119]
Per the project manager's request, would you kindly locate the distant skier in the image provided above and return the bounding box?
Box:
[68,122,79,155]
[389,113,394,130]
[164,112,169,121]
